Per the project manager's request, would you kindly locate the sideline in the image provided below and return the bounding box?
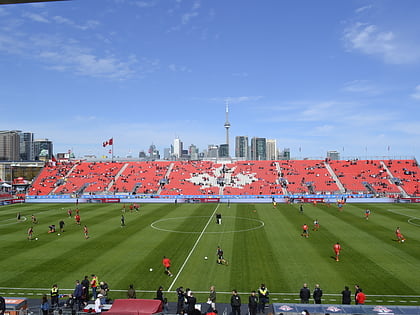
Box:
[167,204,220,291]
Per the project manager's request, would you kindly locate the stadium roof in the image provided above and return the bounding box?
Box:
[0,0,67,4]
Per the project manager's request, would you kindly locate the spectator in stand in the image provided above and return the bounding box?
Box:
[40,295,50,315]
[0,295,5,315]
[99,281,109,303]
[95,294,103,314]
[300,283,310,303]
[341,286,351,304]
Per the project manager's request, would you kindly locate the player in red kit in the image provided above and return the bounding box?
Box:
[75,214,81,225]
[301,224,309,238]
[395,227,406,243]
[333,242,341,261]
[162,256,173,277]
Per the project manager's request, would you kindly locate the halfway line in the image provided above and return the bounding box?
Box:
[167,204,220,291]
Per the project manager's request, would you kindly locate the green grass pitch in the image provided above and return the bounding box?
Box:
[0,202,419,305]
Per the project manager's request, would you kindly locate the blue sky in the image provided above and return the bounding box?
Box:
[0,0,419,159]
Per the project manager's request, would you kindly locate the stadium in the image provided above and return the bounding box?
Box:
[1,0,420,314]
[1,157,420,314]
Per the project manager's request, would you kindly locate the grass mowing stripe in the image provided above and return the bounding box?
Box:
[167,204,220,291]
[1,202,420,305]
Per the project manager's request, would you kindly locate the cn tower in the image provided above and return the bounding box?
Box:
[224,100,231,154]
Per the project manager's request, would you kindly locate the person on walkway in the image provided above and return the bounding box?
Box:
[231,290,241,315]
[91,275,99,300]
[248,291,258,315]
[355,289,366,305]
[208,285,216,312]
[74,280,83,310]
[313,284,323,304]
[257,284,269,313]
[341,286,351,304]
[50,284,59,308]
[127,284,136,299]
[300,283,310,303]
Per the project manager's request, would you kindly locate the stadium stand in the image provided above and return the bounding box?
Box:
[385,159,420,196]
[26,159,420,197]
[327,160,401,195]
[278,160,340,195]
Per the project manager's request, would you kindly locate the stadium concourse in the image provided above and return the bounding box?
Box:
[26,159,419,199]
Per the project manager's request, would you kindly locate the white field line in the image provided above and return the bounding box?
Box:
[388,209,420,227]
[167,204,220,292]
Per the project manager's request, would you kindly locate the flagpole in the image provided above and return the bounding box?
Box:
[112,138,114,162]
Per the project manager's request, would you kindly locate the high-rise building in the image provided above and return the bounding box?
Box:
[207,145,219,158]
[148,144,160,160]
[250,137,266,160]
[19,132,34,161]
[235,136,249,159]
[224,101,231,157]
[189,144,199,160]
[163,148,171,160]
[266,139,277,160]
[173,137,182,160]
[219,144,229,158]
[279,148,290,160]
[0,130,20,161]
[34,139,53,161]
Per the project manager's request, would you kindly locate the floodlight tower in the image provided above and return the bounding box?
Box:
[224,100,231,156]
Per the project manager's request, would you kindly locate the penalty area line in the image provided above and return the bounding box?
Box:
[167,204,220,292]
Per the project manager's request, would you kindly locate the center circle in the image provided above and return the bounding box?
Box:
[150,216,265,234]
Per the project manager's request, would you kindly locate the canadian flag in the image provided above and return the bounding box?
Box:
[103,138,113,147]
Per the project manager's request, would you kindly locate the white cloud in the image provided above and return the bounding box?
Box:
[52,15,99,30]
[355,5,372,14]
[23,11,50,23]
[343,22,420,64]
[342,80,381,95]
[225,96,263,104]
[411,85,420,100]
[168,63,190,72]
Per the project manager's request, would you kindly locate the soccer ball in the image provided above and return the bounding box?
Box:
[402,240,405,242]
[149,268,153,272]
[58,233,61,236]
[35,238,38,240]
[204,256,208,260]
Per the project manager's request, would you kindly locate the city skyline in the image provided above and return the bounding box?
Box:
[0,1,419,159]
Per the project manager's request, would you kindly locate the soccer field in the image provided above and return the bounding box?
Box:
[0,202,419,305]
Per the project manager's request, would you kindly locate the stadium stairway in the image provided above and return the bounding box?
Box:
[49,163,78,195]
[157,162,174,195]
[380,161,409,197]
[324,161,346,193]
[105,162,129,193]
